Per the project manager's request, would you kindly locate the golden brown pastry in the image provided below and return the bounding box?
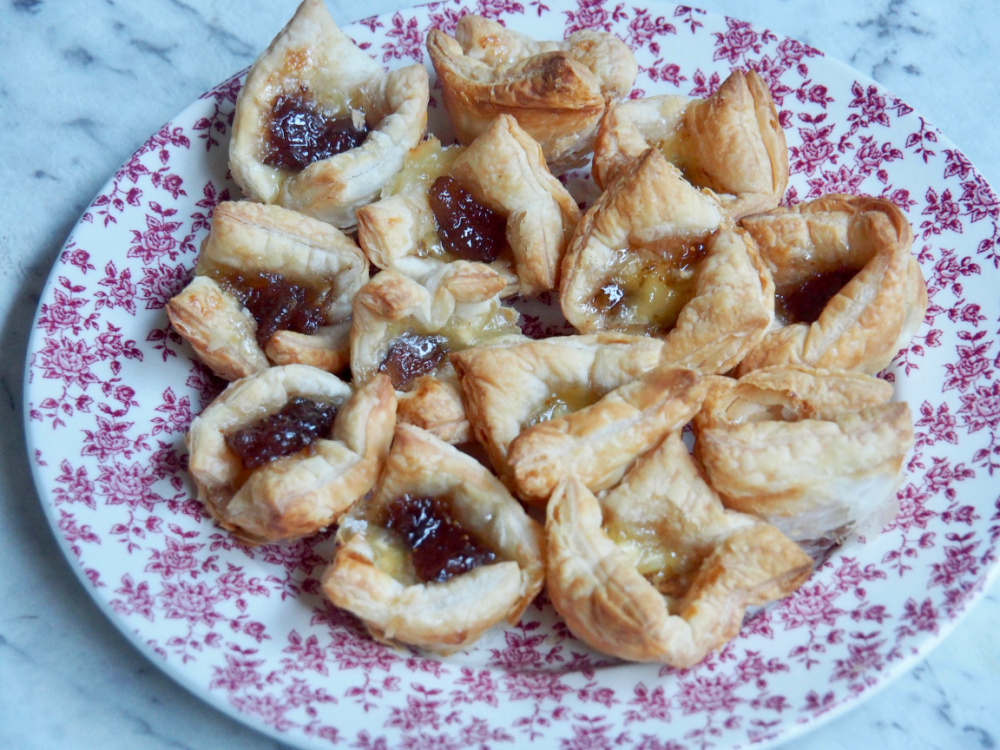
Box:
[736,195,928,375]
[450,332,667,484]
[593,70,788,218]
[351,264,521,443]
[186,364,396,546]
[507,367,708,506]
[693,366,914,551]
[229,0,428,227]
[166,201,368,380]
[427,14,637,171]
[356,116,581,297]
[322,423,545,654]
[546,434,812,666]
[560,148,773,373]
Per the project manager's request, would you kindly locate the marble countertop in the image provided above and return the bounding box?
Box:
[1,0,998,748]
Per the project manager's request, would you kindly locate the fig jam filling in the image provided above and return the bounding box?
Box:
[213,270,328,349]
[428,175,508,263]
[775,267,858,325]
[378,332,449,390]
[383,494,497,583]
[264,92,368,171]
[225,396,340,469]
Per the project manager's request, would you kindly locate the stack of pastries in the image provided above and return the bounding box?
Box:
[171,0,927,665]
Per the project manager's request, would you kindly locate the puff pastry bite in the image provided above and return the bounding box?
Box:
[592,70,788,219]
[356,116,582,297]
[735,195,928,375]
[351,264,521,443]
[322,423,545,654]
[507,367,708,506]
[187,364,396,546]
[450,332,667,485]
[427,15,637,171]
[693,366,914,551]
[166,201,368,380]
[229,0,428,227]
[546,434,812,666]
[560,148,773,373]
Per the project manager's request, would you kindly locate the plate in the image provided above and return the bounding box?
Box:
[23,1,1000,748]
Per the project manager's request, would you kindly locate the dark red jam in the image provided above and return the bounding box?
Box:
[225,397,339,469]
[775,267,858,325]
[377,332,449,390]
[264,93,369,171]
[215,271,327,349]
[428,175,507,262]
[384,494,497,583]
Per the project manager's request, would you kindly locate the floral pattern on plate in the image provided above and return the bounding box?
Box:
[24,2,1000,749]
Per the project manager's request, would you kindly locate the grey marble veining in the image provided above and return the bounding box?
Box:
[2,1,999,749]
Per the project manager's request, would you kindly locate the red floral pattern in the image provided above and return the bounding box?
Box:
[23,5,1000,750]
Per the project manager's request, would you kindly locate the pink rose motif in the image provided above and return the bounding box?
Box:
[778,582,844,629]
[831,637,885,684]
[792,129,836,175]
[776,36,819,65]
[146,535,202,579]
[98,461,162,509]
[38,291,84,334]
[854,137,884,173]
[39,336,99,389]
[53,460,96,509]
[128,213,182,264]
[564,0,612,34]
[140,262,191,310]
[329,629,400,671]
[386,694,443,732]
[159,579,223,626]
[960,175,999,223]
[83,418,135,462]
[712,18,759,64]
[210,651,265,692]
[159,173,185,199]
[502,670,573,702]
[900,597,939,634]
[945,346,991,392]
[94,329,125,359]
[806,165,865,199]
[676,673,742,715]
[62,246,96,274]
[96,261,138,314]
[958,380,1000,432]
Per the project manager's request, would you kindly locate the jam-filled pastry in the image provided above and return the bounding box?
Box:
[592,70,788,219]
[356,116,582,297]
[693,366,914,552]
[351,264,521,443]
[229,0,429,227]
[166,201,368,381]
[546,435,812,666]
[507,367,708,506]
[322,423,545,654]
[186,364,396,546]
[450,332,667,485]
[560,148,773,373]
[427,15,637,171]
[735,195,928,375]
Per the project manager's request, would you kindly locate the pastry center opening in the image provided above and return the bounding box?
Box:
[378,331,450,390]
[429,175,509,263]
[264,91,369,171]
[383,494,498,583]
[524,383,606,428]
[592,237,709,334]
[224,396,340,469]
[603,520,706,600]
[775,266,859,325]
[203,265,331,349]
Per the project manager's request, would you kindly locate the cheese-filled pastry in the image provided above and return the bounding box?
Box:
[229,0,428,227]
[167,201,368,380]
[560,148,773,373]
[450,332,666,485]
[322,424,545,654]
[351,264,521,443]
[546,435,812,666]
[427,14,637,171]
[593,70,788,219]
[693,366,913,552]
[736,194,928,375]
[356,116,581,297]
[187,365,396,546]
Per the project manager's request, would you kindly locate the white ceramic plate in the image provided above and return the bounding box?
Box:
[24,1,1000,748]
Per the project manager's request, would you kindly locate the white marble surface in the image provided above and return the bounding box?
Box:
[2,1,999,748]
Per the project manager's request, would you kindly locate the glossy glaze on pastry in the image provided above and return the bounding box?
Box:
[322,424,545,654]
[229,0,428,227]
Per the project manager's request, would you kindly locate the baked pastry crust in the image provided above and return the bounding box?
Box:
[507,367,708,506]
[560,148,774,373]
[356,116,581,297]
[450,332,667,484]
[736,194,928,375]
[546,435,812,666]
[593,70,788,218]
[694,367,913,550]
[187,365,396,546]
[229,0,428,227]
[166,201,368,380]
[351,264,521,443]
[322,423,545,654]
[427,15,637,171]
